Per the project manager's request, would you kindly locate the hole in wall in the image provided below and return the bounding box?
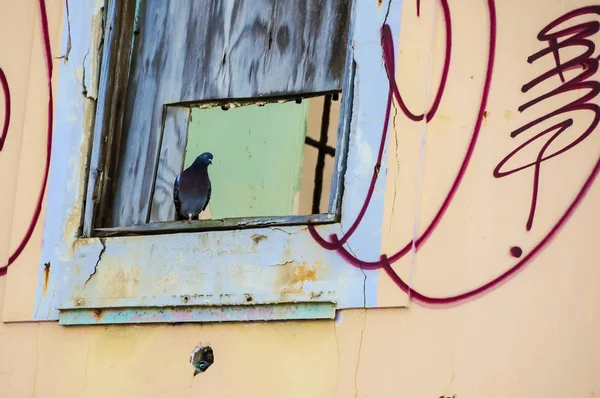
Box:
[190,343,214,376]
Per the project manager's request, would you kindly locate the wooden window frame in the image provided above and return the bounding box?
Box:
[33,0,399,325]
[83,0,352,237]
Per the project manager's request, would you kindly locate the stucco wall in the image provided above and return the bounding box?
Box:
[1,0,600,397]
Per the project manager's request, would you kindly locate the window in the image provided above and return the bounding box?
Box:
[84,0,350,235]
[34,0,395,324]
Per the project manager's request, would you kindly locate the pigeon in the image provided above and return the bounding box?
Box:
[190,343,214,376]
[173,152,213,222]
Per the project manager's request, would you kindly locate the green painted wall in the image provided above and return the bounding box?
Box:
[186,101,309,219]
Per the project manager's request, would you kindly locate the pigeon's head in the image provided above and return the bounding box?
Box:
[190,344,214,376]
[196,152,213,165]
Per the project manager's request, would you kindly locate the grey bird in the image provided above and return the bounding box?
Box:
[173,152,213,222]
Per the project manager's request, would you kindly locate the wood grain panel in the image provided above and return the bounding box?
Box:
[148,106,190,223]
[109,0,351,227]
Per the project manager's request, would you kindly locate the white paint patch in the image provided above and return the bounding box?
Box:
[356,130,374,178]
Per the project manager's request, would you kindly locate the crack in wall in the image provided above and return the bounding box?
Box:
[361,267,367,307]
[383,0,393,26]
[388,101,401,241]
[443,336,456,397]
[80,50,96,100]
[329,312,341,397]
[97,4,106,53]
[84,238,106,286]
[269,227,307,235]
[344,241,367,307]
[29,323,41,398]
[56,0,71,62]
[273,259,294,267]
[354,309,366,398]
[343,240,368,398]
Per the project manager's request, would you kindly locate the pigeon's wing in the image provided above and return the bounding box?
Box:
[173,175,183,220]
[201,180,211,212]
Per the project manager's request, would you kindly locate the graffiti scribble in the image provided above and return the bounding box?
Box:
[310,0,496,303]
[494,6,600,231]
[0,0,53,277]
[386,0,451,123]
[311,2,599,306]
[0,0,596,311]
[0,67,10,152]
[309,0,453,253]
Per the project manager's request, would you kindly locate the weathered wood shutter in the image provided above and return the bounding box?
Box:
[99,0,351,228]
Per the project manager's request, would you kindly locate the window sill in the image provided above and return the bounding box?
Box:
[58,301,336,325]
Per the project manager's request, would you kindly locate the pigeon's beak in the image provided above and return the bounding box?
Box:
[209,159,212,164]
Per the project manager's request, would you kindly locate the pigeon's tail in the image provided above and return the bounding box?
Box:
[173,175,183,220]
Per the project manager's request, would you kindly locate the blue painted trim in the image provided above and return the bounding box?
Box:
[58,303,336,325]
[33,0,102,320]
[33,0,402,322]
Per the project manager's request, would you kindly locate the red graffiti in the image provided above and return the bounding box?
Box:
[310,0,452,252]
[0,68,10,152]
[310,0,495,297]
[0,0,53,277]
[310,2,600,305]
[494,6,600,232]
[387,0,451,123]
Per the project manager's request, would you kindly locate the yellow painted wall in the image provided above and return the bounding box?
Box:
[1,0,600,397]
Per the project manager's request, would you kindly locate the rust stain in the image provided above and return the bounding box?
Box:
[73,296,86,307]
[251,234,267,244]
[378,0,383,8]
[483,110,489,119]
[283,246,292,259]
[278,263,323,295]
[43,262,51,293]
[173,293,214,303]
[93,309,104,320]
[291,265,317,284]
[103,265,141,299]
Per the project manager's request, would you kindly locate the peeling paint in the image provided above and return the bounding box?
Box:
[35,0,390,321]
[93,309,104,320]
[56,0,72,62]
[58,302,337,325]
[73,296,86,307]
[43,262,51,293]
[84,237,106,285]
[251,234,268,244]
[292,265,318,283]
